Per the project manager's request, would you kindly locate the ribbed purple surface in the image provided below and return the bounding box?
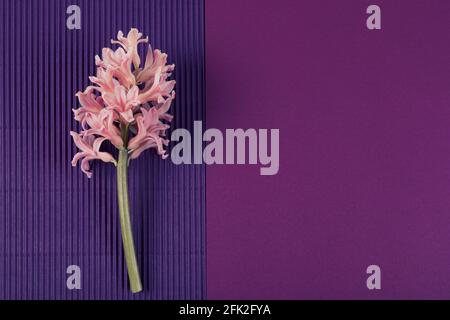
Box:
[0,0,205,299]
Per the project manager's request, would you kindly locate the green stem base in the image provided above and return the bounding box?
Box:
[117,148,142,293]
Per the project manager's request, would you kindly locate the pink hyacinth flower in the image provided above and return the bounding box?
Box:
[111,28,149,68]
[70,132,116,178]
[72,28,175,177]
[89,67,119,95]
[127,107,170,160]
[73,87,105,128]
[136,46,175,86]
[82,109,124,148]
[95,48,136,89]
[103,85,140,123]
[70,28,175,294]
[137,67,176,105]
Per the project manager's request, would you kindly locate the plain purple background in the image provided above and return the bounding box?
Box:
[206,0,450,299]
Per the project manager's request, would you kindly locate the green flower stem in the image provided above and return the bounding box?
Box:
[117,148,142,293]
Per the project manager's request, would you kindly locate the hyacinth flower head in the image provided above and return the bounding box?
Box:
[70,28,175,293]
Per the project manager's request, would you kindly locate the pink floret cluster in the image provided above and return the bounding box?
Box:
[70,28,175,178]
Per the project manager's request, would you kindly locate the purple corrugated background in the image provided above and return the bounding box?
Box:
[206,0,450,299]
[0,0,205,299]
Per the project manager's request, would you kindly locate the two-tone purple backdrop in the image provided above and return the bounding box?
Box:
[1,0,450,300]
